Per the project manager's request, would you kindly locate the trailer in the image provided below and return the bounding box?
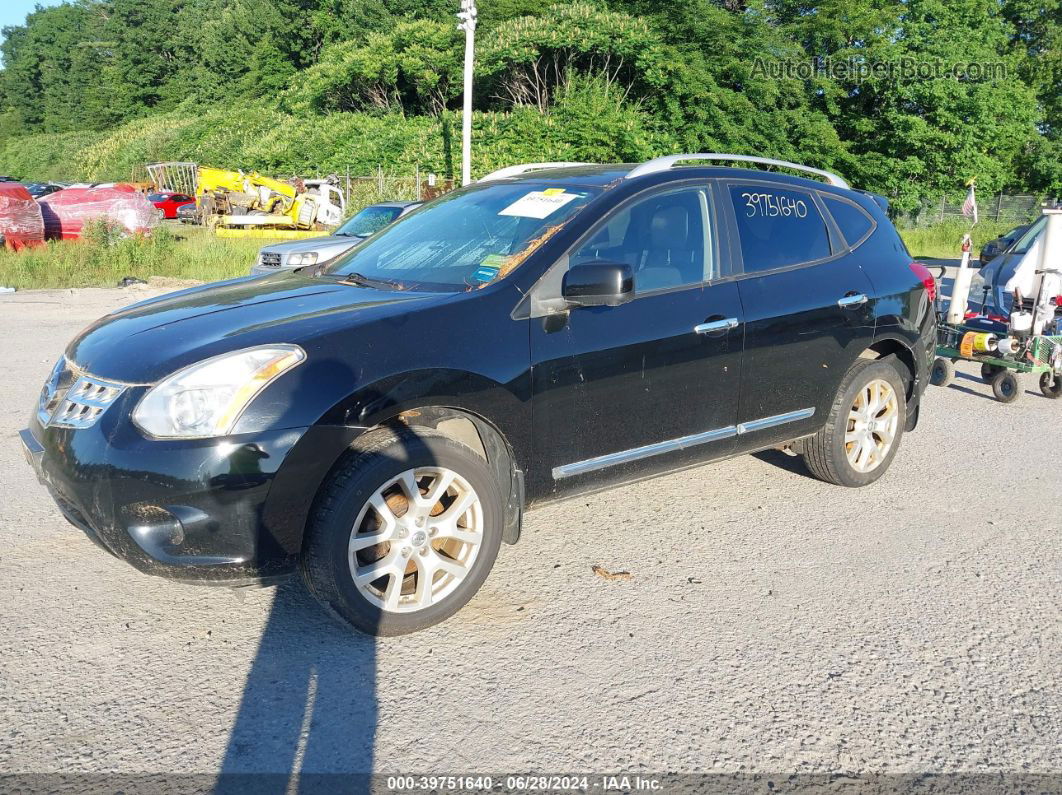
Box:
[932,326,1062,402]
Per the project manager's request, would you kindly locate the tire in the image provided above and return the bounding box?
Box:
[300,427,504,636]
[930,357,955,387]
[981,363,1004,382]
[1039,372,1062,399]
[990,370,1021,403]
[803,359,907,488]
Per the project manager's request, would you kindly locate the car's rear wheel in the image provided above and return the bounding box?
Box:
[803,359,907,487]
[300,427,503,636]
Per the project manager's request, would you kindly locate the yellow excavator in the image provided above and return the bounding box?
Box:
[146,162,346,239]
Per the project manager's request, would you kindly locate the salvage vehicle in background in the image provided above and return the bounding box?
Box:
[176,203,200,225]
[973,216,1062,318]
[0,182,45,250]
[979,224,1029,265]
[38,184,159,240]
[148,190,196,220]
[250,201,421,275]
[147,162,345,238]
[24,182,65,200]
[20,154,935,636]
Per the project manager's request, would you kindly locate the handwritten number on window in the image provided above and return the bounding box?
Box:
[740,192,808,219]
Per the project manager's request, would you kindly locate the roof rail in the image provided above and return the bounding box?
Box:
[478,162,592,183]
[626,153,850,189]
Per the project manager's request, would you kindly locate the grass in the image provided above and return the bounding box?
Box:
[898,219,1017,260]
[0,224,275,290]
[0,218,1026,291]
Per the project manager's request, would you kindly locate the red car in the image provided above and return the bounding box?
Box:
[39,184,159,240]
[148,190,197,219]
[0,182,45,250]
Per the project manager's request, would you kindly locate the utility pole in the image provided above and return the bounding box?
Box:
[457,0,477,186]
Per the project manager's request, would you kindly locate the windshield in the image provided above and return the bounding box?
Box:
[1011,216,1045,255]
[328,183,600,291]
[337,205,404,237]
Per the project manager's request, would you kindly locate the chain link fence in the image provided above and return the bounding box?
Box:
[895,193,1047,228]
[339,168,456,214]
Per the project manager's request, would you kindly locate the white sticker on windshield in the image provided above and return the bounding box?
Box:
[499,189,578,220]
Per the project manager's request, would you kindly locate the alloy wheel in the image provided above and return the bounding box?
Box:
[844,378,899,474]
[348,467,483,613]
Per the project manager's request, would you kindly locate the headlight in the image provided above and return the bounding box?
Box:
[132,345,305,439]
[287,252,318,266]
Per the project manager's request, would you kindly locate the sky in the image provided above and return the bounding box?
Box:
[0,0,66,49]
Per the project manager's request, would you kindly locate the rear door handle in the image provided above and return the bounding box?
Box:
[694,317,739,336]
[837,293,868,308]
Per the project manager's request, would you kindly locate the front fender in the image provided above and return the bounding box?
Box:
[318,368,532,472]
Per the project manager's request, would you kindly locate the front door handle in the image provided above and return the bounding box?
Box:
[694,317,739,336]
[837,292,868,308]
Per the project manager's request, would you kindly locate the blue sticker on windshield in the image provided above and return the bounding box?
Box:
[470,265,500,284]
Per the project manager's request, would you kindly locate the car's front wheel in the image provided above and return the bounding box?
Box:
[803,359,908,487]
[300,427,503,636]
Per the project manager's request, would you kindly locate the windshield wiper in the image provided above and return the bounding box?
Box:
[338,272,401,289]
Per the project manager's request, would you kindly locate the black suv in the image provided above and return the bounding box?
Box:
[20,154,935,636]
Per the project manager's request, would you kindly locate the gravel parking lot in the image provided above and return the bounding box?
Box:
[0,286,1059,784]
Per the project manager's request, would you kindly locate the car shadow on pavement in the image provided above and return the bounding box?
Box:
[215,582,378,793]
[751,449,818,480]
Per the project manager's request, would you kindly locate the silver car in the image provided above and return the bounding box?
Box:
[250,201,421,276]
[972,216,1046,315]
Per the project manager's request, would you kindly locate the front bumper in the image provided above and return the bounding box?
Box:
[21,411,362,586]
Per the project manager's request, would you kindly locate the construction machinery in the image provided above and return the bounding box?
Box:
[146,162,345,239]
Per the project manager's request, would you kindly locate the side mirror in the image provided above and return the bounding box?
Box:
[561,262,634,307]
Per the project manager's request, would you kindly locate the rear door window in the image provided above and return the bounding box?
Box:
[823,196,874,249]
[728,184,832,272]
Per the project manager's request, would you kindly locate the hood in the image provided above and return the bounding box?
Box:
[67,271,449,383]
[260,235,364,257]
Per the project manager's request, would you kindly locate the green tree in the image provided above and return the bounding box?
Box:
[0,2,110,132]
[814,0,1039,204]
[283,19,461,115]
[477,3,667,112]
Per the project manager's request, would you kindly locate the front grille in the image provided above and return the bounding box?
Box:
[38,359,126,430]
[260,252,282,268]
[50,376,126,429]
[37,358,74,425]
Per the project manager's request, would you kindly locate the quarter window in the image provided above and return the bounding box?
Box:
[824,197,874,248]
[729,185,832,272]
